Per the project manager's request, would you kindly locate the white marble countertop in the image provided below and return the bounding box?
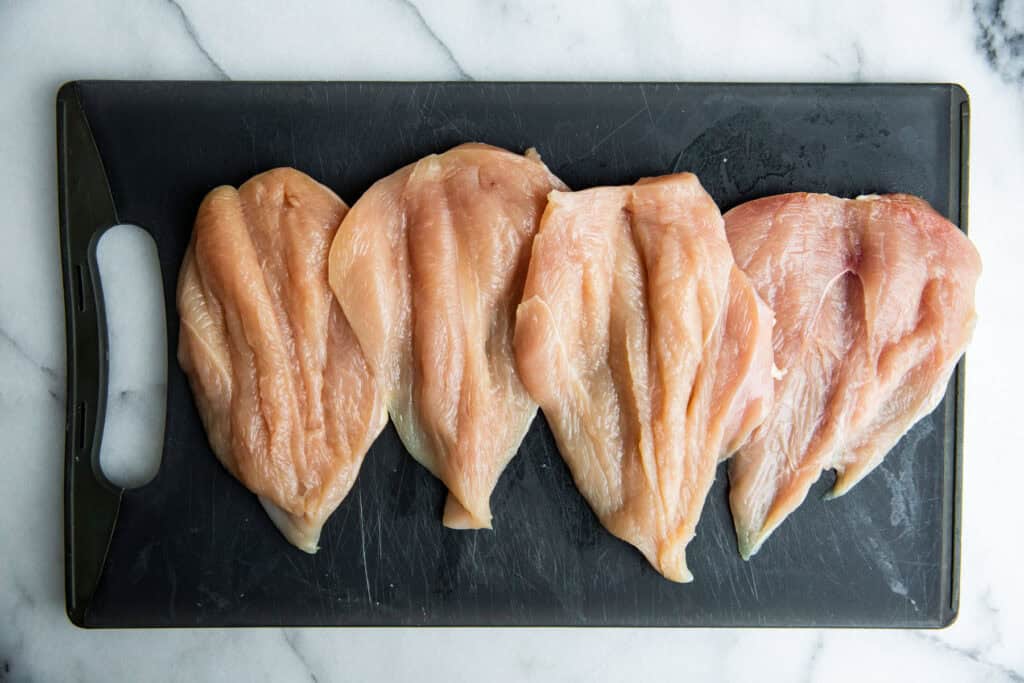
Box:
[2,0,1022,680]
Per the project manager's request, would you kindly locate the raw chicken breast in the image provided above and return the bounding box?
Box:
[177,168,386,552]
[328,143,566,529]
[514,174,775,582]
[725,193,981,559]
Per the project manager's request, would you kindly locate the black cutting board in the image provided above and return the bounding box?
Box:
[59,81,968,628]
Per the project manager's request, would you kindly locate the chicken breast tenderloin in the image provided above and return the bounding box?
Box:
[514,174,775,582]
[725,193,981,560]
[328,143,567,529]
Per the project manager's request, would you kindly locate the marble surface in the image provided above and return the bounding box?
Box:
[1,0,1022,680]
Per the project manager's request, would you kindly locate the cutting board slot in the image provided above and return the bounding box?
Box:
[74,264,87,312]
[93,224,167,489]
[74,401,87,451]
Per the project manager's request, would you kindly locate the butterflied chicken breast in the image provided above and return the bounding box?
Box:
[177,168,386,552]
[328,143,567,529]
[514,174,775,582]
[725,193,981,559]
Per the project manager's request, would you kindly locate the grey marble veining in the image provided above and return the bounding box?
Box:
[1,0,1022,681]
[973,0,1024,86]
[165,0,231,80]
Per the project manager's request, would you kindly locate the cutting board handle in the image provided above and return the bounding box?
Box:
[57,82,123,627]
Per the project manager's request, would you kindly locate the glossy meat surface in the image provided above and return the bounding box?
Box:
[725,193,981,559]
[177,168,386,552]
[328,144,566,529]
[514,174,775,581]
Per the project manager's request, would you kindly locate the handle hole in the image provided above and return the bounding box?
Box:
[95,224,167,488]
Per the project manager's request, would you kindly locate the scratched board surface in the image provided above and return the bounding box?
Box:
[66,82,965,627]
